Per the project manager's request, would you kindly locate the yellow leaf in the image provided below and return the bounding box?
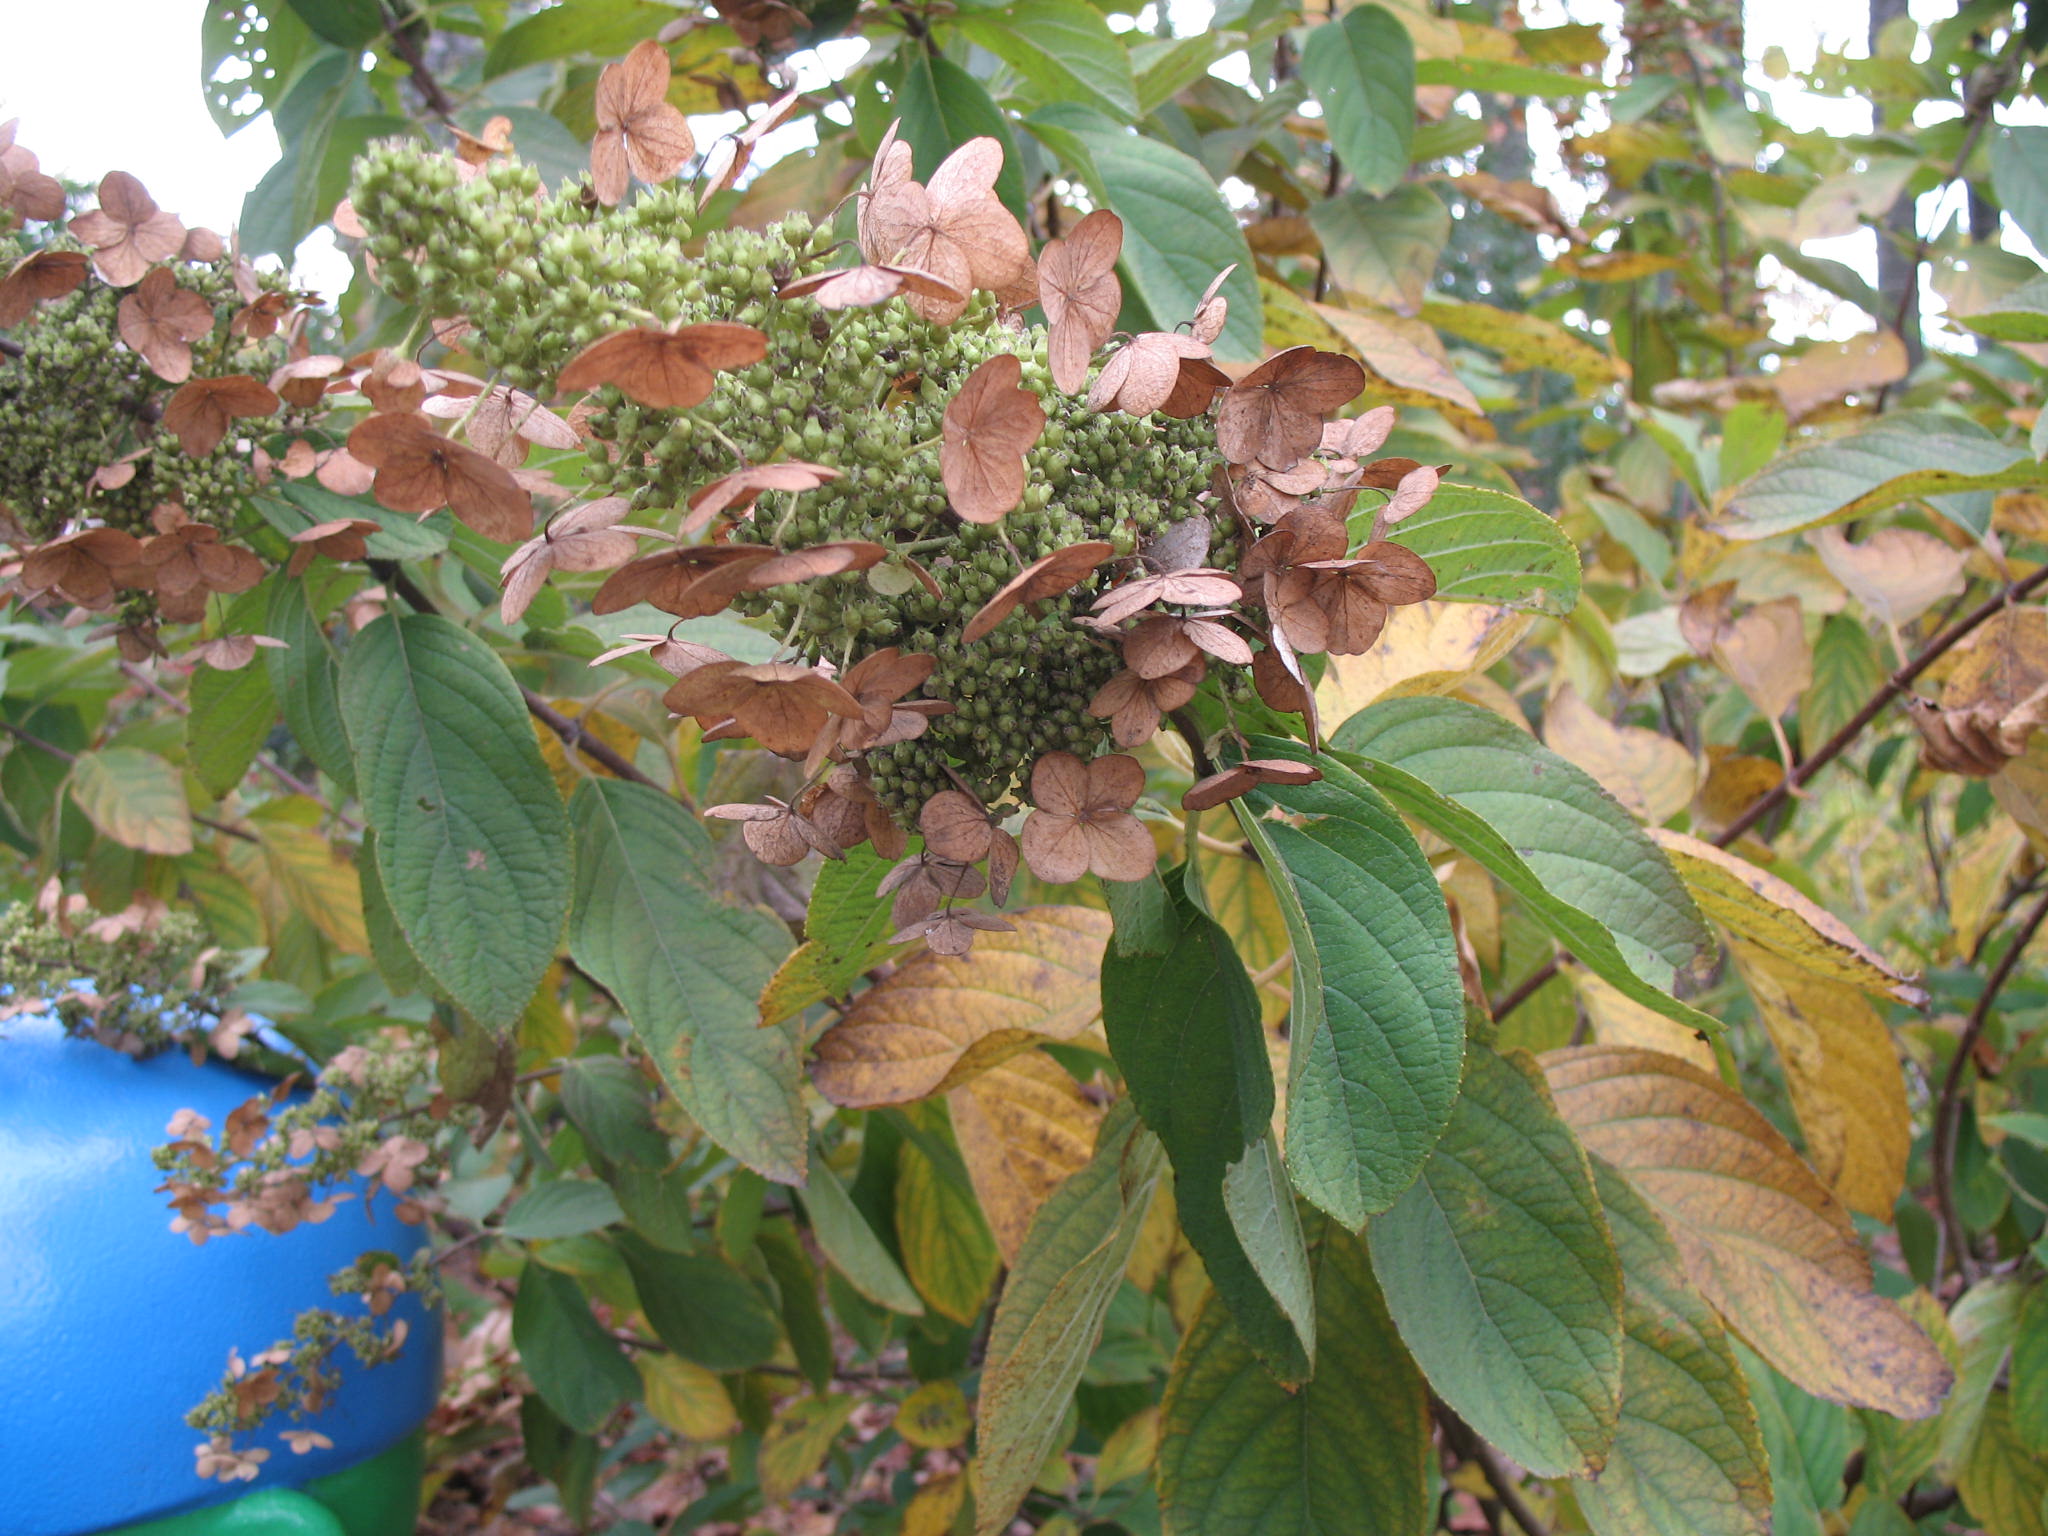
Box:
[1957,1393,2048,1536]
[1197,842,1293,1027]
[1811,526,1967,630]
[637,1351,737,1440]
[810,907,1110,1107]
[902,1471,969,1536]
[518,962,574,1073]
[1094,1405,1161,1490]
[1771,331,1910,420]
[1648,829,1926,1004]
[1316,601,1534,726]
[1438,857,1501,970]
[1949,816,2027,960]
[758,1392,857,1503]
[897,1109,1000,1324]
[531,699,642,798]
[1424,298,1627,391]
[895,1380,972,1450]
[1573,968,1715,1074]
[1994,490,2048,542]
[1542,1046,1951,1419]
[1542,683,1698,825]
[1728,941,1910,1218]
[224,804,368,954]
[1712,595,1810,722]
[1310,297,1485,418]
[949,1051,1102,1265]
[1693,749,1783,834]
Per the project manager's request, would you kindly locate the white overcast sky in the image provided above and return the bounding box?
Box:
[0,0,2037,330]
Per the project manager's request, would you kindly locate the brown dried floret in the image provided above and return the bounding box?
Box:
[590,41,696,206]
[1038,209,1123,394]
[1215,346,1366,472]
[346,412,532,543]
[556,322,767,410]
[1019,750,1156,884]
[68,171,185,287]
[1181,758,1323,812]
[941,353,1044,524]
[162,374,280,458]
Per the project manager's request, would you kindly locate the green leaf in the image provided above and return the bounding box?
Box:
[274,479,450,561]
[759,1222,837,1391]
[512,1263,639,1434]
[1990,126,2048,257]
[566,779,804,1182]
[1416,56,1602,96]
[795,1143,925,1316]
[1226,744,1465,1228]
[1157,1215,1432,1536]
[1308,184,1449,315]
[616,1231,784,1372]
[758,844,905,1025]
[1958,1391,2048,1536]
[266,575,355,795]
[1716,412,2045,542]
[1802,614,1884,758]
[955,0,1139,123]
[1579,1159,1772,1536]
[1298,6,1415,196]
[482,0,667,79]
[500,1180,626,1241]
[895,53,1028,220]
[1741,1344,1854,1536]
[282,0,384,47]
[69,748,193,856]
[896,1120,1001,1324]
[358,831,429,995]
[974,1104,1166,1536]
[187,660,274,799]
[1381,482,1582,615]
[1334,697,1712,986]
[340,614,569,1030]
[2013,1282,2048,1454]
[1955,271,2048,344]
[561,1058,671,1171]
[1040,111,1263,362]
[1101,868,1311,1380]
[1369,1045,1623,1477]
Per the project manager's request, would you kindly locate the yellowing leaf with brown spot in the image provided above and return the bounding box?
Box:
[225,803,368,954]
[532,699,642,797]
[1438,856,1501,970]
[1316,601,1533,725]
[1693,749,1783,837]
[1095,1405,1162,1490]
[1727,941,1910,1219]
[897,1107,1000,1324]
[1541,1046,1951,1419]
[1648,829,1926,1005]
[950,1050,1102,1264]
[1573,968,1715,1073]
[810,906,1109,1106]
[1810,526,1966,630]
[903,1471,969,1536]
[1542,683,1699,825]
[638,1351,737,1440]
[1949,816,2028,960]
[895,1379,972,1449]
[1712,596,1810,722]
[758,1392,857,1503]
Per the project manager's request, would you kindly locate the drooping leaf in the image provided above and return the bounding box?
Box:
[758,1393,859,1504]
[1227,742,1465,1228]
[68,748,192,856]
[1424,297,1625,390]
[1578,1159,1772,1536]
[616,1231,784,1372]
[340,614,568,1030]
[1369,1045,1624,1478]
[895,1111,1001,1324]
[512,1263,640,1435]
[1100,868,1311,1380]
[567,779,804,1183]
[974,1103,1165,1536]
[795,1145,925,1316]
[1541,1046,1952,1419]
[187,652,275,799]
[499,1180,626,1241]
[955,0,1139,122]
[1298,5,1416,197]
[637,1351,738,1441]
[1308,184,1449,316]
[810,906,1109,1106]
[265,573,355,795]
[1380,482,1582,616]
[1157,1215,1432,1536]
[948,1050,1103,1264]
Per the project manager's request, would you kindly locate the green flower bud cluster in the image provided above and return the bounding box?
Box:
[348,144,1222,814]
[0,255,283,539]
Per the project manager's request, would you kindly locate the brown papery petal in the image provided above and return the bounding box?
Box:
[919,790,994,862]
[1189,265,1235,345]
[1086,332,1212,417]
[1215,346,1366,472]
[1039,209,1123,394]
[0,249,89,327]
[117,268,216,385]
[556,323,767,410]
[162,375,281,457]
[346,412,531,543]
[941,353,1045,524]
[743,540,889,588]
[961,540,1113,643]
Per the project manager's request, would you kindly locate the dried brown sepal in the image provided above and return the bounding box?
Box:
[286,518,380,578]
[1909,686,2048,777]
[1123,614,1253,678]
[743,540,890,590]
[231,291,295,341]
[181,227,227,263]
[1189,265,1234,345]
[1321,406,1397,462]
[681,460,840,538]
[316,447,375,497]
[555,322,767,410]
[498,498,660,624]
[777,263,964,312]
[1219,459,1330,526]
[986,827,1019,907]
[0,249,89,328]
[1254,605,1321,751]
[1239,504,1350,585]
[1038,209,1123,394]
[19,529,144,609]
[1379,464,1441,526]
[879,854,987,928]
[0,137,64,224]
[1181,758,1322,812]
[162,374,280,458]
[960,540,1114,644]
[346,413,533,544]
[117,269,216,384]
[706,799,842,865]
[1679,581,1738,658]
[190,634,288,671]
[1215,346,1367,472]
[1089,658,1204,749]
[827,647,945,757]
[857,129,1033,324]
[919,789,995,863]
[1019,750,1156,885]
[665,660,865,757]
[450,116,513,167]
[699,89,802,196]
[1086,332,1216,418]
[130,516,267,623]
[892,909,1013,956]
[269,354,346,410]
[1090,567,1243,626]
[68,171,185,287]
[591,40,697,206]
[421,384,579,466]
[1269,543,1438,656]
[589,633,734,678]
[941,353,1045,524]
[590,542,774,617]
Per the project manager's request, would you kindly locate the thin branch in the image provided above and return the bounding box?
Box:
[382,3,459,125]
[0,717,257,842]
[1437,1403,1547,1536]
[0,335,23,360]
[1931,884,2048,1284]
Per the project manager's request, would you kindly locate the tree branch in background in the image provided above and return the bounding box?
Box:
[1931,884,2048,1284]
[383,4,460,125]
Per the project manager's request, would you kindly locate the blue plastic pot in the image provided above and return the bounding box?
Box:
[0,1014,440,1535]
